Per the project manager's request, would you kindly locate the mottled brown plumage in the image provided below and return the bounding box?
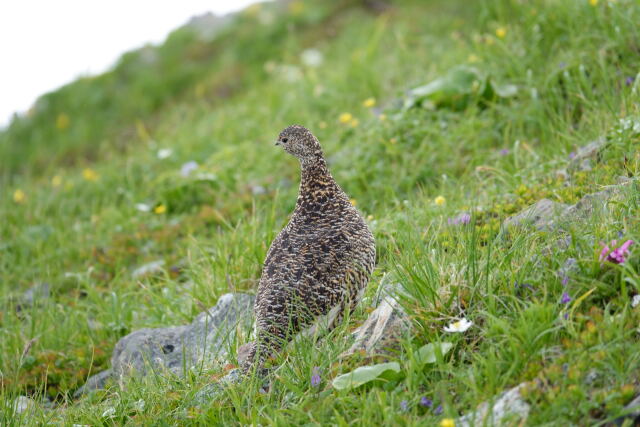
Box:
[241,125,376,374]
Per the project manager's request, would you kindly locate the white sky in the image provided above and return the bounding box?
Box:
[0,0,259,127]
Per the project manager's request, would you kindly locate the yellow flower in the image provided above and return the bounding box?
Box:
[51,175,62,187]
[56,113,70,130]
[154,204,167,214]
[378,114,387,121]
[362,97,376,108]
[288,1,304,15]
[435,196,446,206]
[319,121,327,129]
[389,137,397,145]
[350,118,359,128]
[339,113,353,124]
[589,0,598,5]
[468,54,480,63]
[440,419,455,427]
[495,27,507,39]
[13,189,26,203]
[82,168,99,181]
[349,199,357,206]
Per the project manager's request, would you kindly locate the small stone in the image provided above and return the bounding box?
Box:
[503,199,570,231]
[340,280,411,359]
[567,138,607,173]
[12,396,38,414]
[16,283,51,311]
[73,369,113,398]
[132,260,165,278]
[457,383,530,427]
[584,369,599,386]
[610,394,640,426]
[251,185,267,196]
[191,369,242,406]
[558,258,579,278]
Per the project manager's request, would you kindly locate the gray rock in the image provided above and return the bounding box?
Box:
[567,138,607,173]
[558,258,579,279]
[340,280,411,359]
[15,283,51,311]
[457,383,531,427]
[73,369,113,398]
[22,282,50,305]
[561,184,627,223]
[12,395,39,415]
[503,199,570,231]
[132,260,165,278]
[191,368,243,406]
[504,181,633,235]
[610,394,640,426]
[110,293,254,381]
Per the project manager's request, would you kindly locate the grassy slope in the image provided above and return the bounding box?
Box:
[1,0,640,424]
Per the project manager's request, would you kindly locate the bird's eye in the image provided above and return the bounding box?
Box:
[281,138,288,143]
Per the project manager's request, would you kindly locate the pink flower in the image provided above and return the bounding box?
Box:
[599,240,634,265]
[448,212,471,226]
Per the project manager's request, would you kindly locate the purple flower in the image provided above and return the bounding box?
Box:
[558,62,567,69]
[400,400,409,411]
[561,292,571,305]
[568,151,576,159]
[626,76,635,86]
[310,367,321,387]
[434,404,443,415]
[563,312,569,320]
[599,240,634,265]
[180,161,198,177]
[448,212,471,226]
[420,397,433,408]
[499,148,510,156]
[561,276,569,286]
[514,282,534,293]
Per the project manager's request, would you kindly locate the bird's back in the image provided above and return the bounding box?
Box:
[255,180,375,335]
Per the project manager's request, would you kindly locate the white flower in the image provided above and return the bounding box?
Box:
[632,295,640,308]
[301,49,323,67]
[135,203,151,212]
[444,318,473,333]
[101,407,116,418]
[157,148,173,159]
[180,161,198,177]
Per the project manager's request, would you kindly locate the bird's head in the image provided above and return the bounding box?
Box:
[275,125,322,161]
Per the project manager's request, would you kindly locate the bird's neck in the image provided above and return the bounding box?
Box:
[296,156,343,210]
[300,155,330,181]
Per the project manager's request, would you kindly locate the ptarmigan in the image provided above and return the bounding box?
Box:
[241,125,376,374]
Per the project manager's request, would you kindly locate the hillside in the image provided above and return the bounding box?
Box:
[1,0,640,425]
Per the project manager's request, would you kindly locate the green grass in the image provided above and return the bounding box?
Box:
[1,0,640,424]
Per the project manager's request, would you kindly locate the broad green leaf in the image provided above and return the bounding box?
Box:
[404,65,516,111]
[332,362,401,390]
[414,342,453,367]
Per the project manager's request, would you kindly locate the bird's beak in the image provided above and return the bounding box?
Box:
[275,140,281,146]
